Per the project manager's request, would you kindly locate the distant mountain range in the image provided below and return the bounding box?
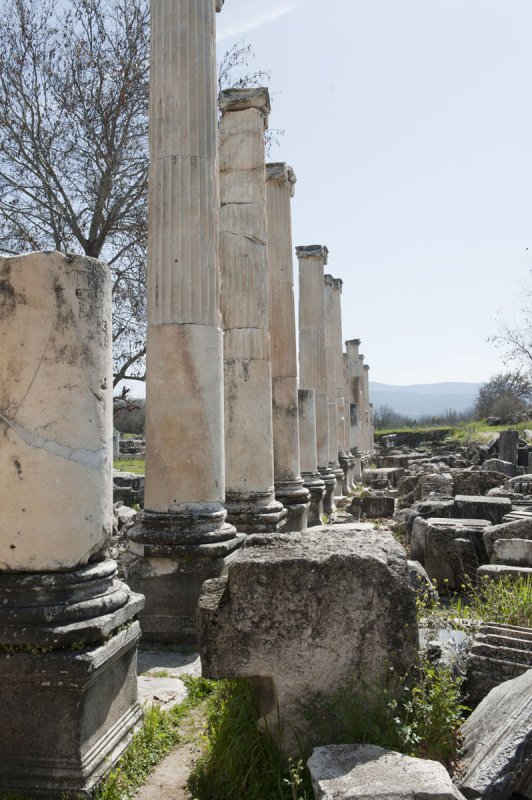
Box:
[369,382,482,418]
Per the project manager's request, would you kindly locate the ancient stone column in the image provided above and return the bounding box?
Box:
[343,352,356,490]
[324,274,345,498]
[0,252,143,798]
[298,389,326,526]
[297,246,337,514]
[219,88,286,533]
[326,274,351,494]
[363,363,375,456]
[345,338,363,482]
[126,0,243,644]
[266,163,310,531]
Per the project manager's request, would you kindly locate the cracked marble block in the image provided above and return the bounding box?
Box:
[198,525,418,754]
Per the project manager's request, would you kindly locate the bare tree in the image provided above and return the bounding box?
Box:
[474,371,532,421]
[0,0,273,388]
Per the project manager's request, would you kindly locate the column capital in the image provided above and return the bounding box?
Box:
[296,245,329,264]
[216,0,225,11]
[346,338,361,346]
[219,87,271,121]
[364,364,370,371]
[266,162,296,197]
[324,274,343,291]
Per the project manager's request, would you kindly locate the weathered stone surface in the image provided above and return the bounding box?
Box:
[0,623,143,799]
[308,744,465,800]
[458,668,532,800]
[478,563,532,580]
[198,526,418,753]
[113,471,144,506]
[408,559,438,599]
[465,623,532,707]
[350,493,395,519]
[498,429,520,465]
[416,472,454,500]
[455,495,512,525]
[493,538,532,566]
[483,517,532,560]
[0,252,112,572]
[504,474,532,494]
[452,470,507,497]
[481,458,517,477]
[411,517,490,591]
[363,467,404,489]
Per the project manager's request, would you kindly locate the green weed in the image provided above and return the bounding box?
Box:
[113,458,145,475]
[188,679,314,800]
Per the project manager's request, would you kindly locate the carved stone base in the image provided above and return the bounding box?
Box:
[0,560,144,798]
[332,465,345,500]
[318,467,337,516]
[274,479,310,532]
[339,453,350,494]
[127,508,244,643]
[302,472,326,527]
[225,490,287,534]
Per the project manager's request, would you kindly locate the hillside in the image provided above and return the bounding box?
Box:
[369,381,481,418]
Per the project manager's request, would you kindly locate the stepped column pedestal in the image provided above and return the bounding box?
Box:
[266,162,310,531]
[219,88,286,533]
[298,389,327,526]
[126,0,243,644]
[297,245,337,515]
[0,252,143,798]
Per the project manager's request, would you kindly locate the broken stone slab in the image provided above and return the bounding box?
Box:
[308,744,466,800]
[362,467,404,489]
[481,458,517,477]
[452,470,507,497]
[464,623,532,707]
[415,472,454,500]
[454,495,512,525]
[493,538,532,566]
[113,470,145,507]
[483,517,532,560]
[478,564,532,580]
[198,526,418,754]
[504,474,532,494]
[410,517,491,592]
[405,495,456,539]
[458,668,532,800]
[349,493,395,519]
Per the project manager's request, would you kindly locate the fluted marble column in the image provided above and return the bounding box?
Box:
[219,88,286,533]
[298,389,326,526]
[0,252,143,797]
[345,338,363,481]
[126,0,243,644]
[343,352,356,489]
[297,246,337,514]
[266,163,310,531]
[324,275,345,498]
[327,274,351,494]
[363,364,375,456]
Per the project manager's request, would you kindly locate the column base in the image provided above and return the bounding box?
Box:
[0,561,143,798]
[225,490,287,534]
[302,472,326,526]
[318,467,337,516]
[347,457,356,492]
[330,464,345,502]
[339,453,350,494]
[351,449,363,483]
[274,479,311,532]
[126,507,244,644]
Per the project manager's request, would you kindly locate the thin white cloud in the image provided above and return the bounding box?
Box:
[217,0,304,41]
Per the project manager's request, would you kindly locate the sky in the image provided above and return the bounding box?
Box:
[215,0,532,385]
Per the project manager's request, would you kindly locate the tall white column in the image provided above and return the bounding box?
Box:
[297,246,337,514]
[219,88,286,533]
[324,274,345,497]
[345,338,363,481]
[343,352,356,489]
[298,389,326,526]
[363,363,375,455]
[127,0,243,644]
[266,163,310,531]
